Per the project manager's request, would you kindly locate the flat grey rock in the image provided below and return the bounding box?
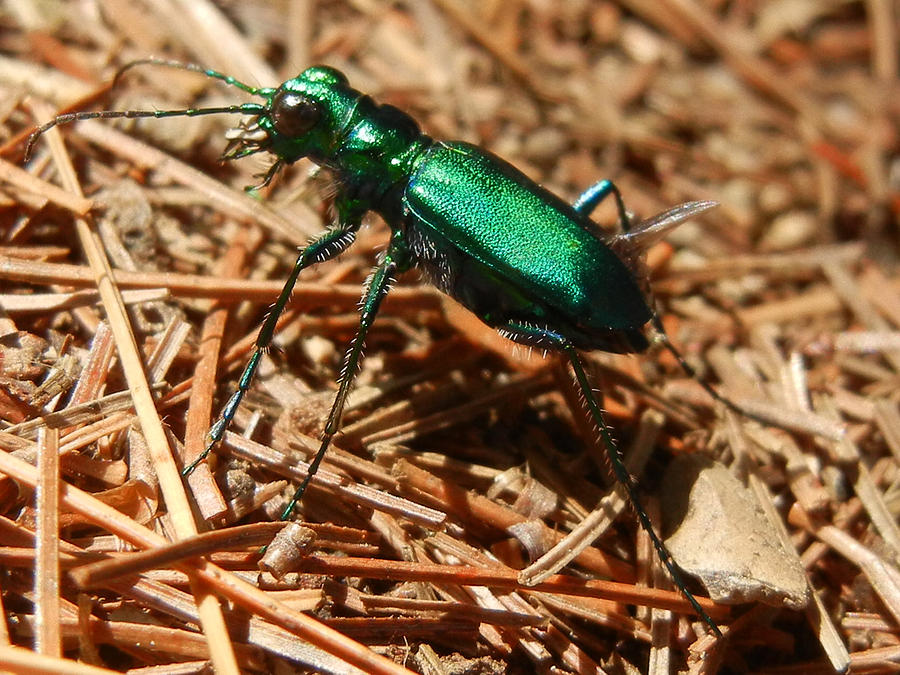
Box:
[661,454,810,609]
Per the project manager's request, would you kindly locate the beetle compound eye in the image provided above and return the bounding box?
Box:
[271,90,321,137]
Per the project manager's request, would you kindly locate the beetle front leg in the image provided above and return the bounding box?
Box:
[182,219,361,476]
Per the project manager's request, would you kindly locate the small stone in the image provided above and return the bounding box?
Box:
[661,454,810,609]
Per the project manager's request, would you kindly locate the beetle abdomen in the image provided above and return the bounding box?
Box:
[402,141,653,350]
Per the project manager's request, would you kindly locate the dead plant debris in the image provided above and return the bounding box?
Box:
[0,1,897,673]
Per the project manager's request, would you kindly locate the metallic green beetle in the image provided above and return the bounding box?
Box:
[28,62,726,635]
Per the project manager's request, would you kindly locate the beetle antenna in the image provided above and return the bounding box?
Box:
[113,58,268,96]
[24,102,266,161]
[25,58,274,161]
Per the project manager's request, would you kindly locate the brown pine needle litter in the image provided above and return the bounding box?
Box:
[0,1,898,673]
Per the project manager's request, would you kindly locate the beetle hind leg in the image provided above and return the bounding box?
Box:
[497,321,723,636]
[572,179,631,232]
[650,313,777,429]
[496,321,567,350]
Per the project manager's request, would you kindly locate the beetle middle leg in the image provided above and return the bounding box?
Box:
[498,320,723,636]
[279,233,409,520]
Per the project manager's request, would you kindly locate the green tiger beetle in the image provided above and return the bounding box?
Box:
[26,60,765,637]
